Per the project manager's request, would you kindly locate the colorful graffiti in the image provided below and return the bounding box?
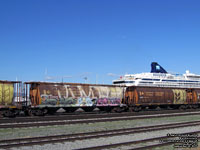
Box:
[172,89,187,104]
[0,83,14,105]
[32,84,123,107]
[96,98,121,106]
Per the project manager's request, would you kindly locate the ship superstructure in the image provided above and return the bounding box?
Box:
[113,62,200,88]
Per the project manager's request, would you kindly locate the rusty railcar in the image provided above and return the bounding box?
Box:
[124,86,200,111]
[0,80,23,117]
[25,82,125,115]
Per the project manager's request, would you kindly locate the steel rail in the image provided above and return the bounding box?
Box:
[76,131,200,150]
[0,121,200,149]
[1,111,200,128]
[1,109,200,124]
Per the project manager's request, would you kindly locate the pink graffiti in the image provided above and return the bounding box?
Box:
[96,98,121,106]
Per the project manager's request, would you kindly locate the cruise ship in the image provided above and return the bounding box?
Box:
[113,62,200,88]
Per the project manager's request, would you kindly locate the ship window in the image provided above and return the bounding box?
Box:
[113,81,135,84]
[126,81,135,83]
[162,79,198,83]
[140,82,153,84]
[113,81,125,84]
[142,78,160,81]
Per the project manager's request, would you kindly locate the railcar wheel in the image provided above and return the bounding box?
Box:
[34,109,45,116]
[111,107,124,113]
[179,105,186,110]
[192,105,198,109]
[24,109,33,116]
[128,107,134,112]
[3,110,16,118]
[185,105,189,109]
[134,106,141,112]
[128,107,141,112]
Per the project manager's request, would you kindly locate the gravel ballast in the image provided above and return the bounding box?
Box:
[8,126,200,150]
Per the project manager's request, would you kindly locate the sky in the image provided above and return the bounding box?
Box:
[1,0,200,84]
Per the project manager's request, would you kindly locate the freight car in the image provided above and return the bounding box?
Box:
[24,82,125,116]
[124,86,200,111]
[1,81,200,117]
[0,80,23,117]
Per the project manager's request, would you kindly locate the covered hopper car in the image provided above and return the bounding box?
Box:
[124,86,200,111]
[0,80,23,117]
[24,82,125,116]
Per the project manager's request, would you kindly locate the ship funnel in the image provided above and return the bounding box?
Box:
[151,62,167,73]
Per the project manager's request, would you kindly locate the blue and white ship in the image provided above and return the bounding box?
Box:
[113,62,200,88]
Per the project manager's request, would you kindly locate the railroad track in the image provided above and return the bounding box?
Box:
[76,132,200,150]
[1,111,200,128]
[1,109,200,124]
[1,111,200,129]
[0,120,200,149]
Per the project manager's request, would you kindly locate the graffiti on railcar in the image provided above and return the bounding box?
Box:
[96,98,121,106]
[35,84,123,106]
[172,89,187,104]
[96,86,122,106]
[0,83,14,105]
